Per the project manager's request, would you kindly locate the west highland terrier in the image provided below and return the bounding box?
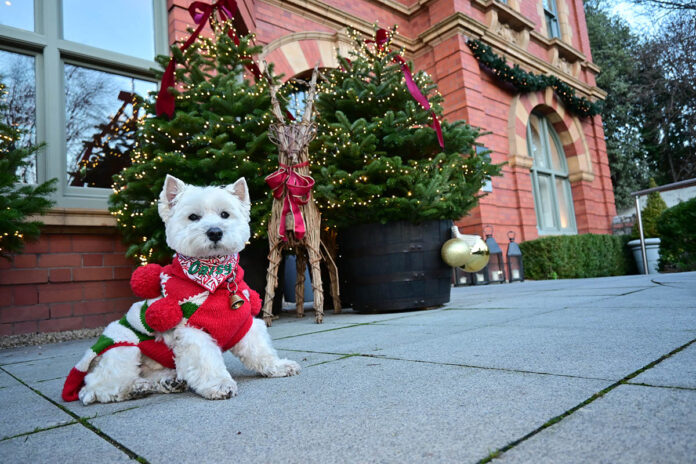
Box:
[63,175,300,405]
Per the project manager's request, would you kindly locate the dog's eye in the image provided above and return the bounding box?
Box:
[188,214,201,221]
[220,211,230,219]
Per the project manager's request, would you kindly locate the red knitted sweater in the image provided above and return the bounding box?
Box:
[156,257,262,351]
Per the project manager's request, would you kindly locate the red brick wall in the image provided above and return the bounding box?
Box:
[0,233,137,336]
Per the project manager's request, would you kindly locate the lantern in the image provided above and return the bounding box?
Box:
[483,226,506,284]
[506,231,524,282]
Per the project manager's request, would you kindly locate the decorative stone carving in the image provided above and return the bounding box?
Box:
[557,57,573,75]
[494,22,519,45]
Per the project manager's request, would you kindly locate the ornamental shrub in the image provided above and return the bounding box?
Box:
[657,197,696,272]
[519,234,634,280]
[631,178,667,239]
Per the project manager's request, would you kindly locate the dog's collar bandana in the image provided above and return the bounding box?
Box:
[176,253,239,293]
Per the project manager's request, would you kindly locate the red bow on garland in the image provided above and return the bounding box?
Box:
[265,161,315,241]
[156,0,263,118]
[368,28,444,149]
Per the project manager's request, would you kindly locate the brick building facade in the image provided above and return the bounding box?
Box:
[0,0,614,336]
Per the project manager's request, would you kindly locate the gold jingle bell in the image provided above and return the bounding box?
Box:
[459,235,490,273]
[229,294,244,310]
[441,238,471,268]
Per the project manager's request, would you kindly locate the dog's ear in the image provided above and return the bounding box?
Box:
[158,175,187,221]
[225,177,250,218]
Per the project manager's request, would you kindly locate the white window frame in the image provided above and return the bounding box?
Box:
[0,0,168,209]
[527,112,577,235]
[543,0,561,39]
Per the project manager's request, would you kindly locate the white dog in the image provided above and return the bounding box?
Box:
[62,175,300,405]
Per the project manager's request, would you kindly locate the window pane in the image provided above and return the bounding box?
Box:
[546,123,563,171]
[288,90,307,120]
[64,65,155,188]
[528,114,548,169]
[0,50,36,183]
[546,14,560,38]
[62,0,155,60]
[556,177,573,230]
[0,0,33,31]
[536,174,555,230]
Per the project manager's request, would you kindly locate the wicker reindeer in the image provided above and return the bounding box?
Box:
[262,67,340,325]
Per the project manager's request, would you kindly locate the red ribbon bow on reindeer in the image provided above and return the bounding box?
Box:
[264,161,315,241]
[368,28,444,149]
[156,0,263,118]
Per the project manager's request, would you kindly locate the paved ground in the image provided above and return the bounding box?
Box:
[1,272,695,463]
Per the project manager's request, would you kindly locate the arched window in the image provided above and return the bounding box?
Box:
[527,112,577,235]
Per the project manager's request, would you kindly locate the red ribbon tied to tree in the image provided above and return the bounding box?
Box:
[265,161,315,241]
[369,28,444,149]
[156,0,263,118]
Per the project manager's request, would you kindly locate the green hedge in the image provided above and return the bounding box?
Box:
[519,234,635,280]
[658,197,696,272]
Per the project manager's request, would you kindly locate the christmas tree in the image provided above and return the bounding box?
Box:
[312,28,501,229]
[109,24,280,264]
[0,82,56,259]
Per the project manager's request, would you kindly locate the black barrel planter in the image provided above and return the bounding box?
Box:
[239,239,283,316]
[338,220,452,312]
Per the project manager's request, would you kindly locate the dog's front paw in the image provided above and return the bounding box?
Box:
[197,378,238,400]
[79,388,97,406]
[263,359,301,378]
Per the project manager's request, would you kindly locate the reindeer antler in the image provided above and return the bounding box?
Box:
[264,64,286,124]
[302,65,320,123]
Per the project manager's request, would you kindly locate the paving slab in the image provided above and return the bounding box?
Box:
[88,356,608,464]
[0,339,91,366]
[630,343,696,389]
[373,307,558,328]
[0,370,19,389]
[0,381,74,440]
[275,309,695,381]
[0,423,132,463]
[499,306,696,333]
[267,311,422,339]
[499,385,696,464]
[274,318,475,355]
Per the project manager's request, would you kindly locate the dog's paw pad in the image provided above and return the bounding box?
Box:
[162,377,187,393]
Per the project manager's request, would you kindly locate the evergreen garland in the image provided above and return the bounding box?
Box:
[311,29,502,229]
[467,39,602,118]
[0,82,57,259]
[109,25,281,264]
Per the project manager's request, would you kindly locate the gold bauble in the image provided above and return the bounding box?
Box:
[441,238,471,267]
[460,235,490,272]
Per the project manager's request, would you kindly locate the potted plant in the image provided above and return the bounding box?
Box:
[627,179,667,274]
[312,28,501,311]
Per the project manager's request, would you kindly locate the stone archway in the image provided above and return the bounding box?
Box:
[261,31,354,80]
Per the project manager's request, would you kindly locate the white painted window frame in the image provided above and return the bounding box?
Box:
[0,0,168,209]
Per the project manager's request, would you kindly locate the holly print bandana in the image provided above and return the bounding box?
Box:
[176,253,238,292]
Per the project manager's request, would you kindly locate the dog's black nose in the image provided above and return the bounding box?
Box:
[206,227,223,243]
